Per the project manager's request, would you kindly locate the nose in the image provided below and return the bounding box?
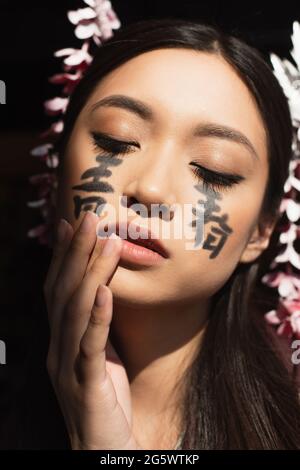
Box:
[122,145,177,221]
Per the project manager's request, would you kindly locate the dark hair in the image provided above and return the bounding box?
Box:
[53,18,300,449]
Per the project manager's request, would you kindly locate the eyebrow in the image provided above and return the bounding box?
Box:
[89,94,259,161]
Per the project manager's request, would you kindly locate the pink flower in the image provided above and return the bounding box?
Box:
[291,311,300,337]
[284,159,300,193]
[44,97,69,116]
[262,271,300,299]
[49,71,82,95]
[30,144,59,168]
[280,197,300,222]
[45,153,59,169]
[270,22,300,125]
[67,0,121,45]
[275,223,300,269]
[265,299,300,339]
[54,42,92,70]
[40,121,64,139]
[30,144,53,158]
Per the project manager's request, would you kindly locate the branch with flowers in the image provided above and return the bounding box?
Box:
[27,0,121,245]
[263,21,300,340]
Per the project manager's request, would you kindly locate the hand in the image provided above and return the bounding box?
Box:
[43,211,141,450]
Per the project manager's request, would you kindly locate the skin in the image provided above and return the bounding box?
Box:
[45,48,277,450]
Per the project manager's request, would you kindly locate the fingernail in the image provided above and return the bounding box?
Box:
[102,232,121,256]
[79,211,98,234]
[57,218,69,243]
[95,285,107,307]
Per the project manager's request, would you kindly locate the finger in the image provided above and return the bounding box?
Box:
[53,210,100,307]
[85,219,118,273]
[48,211,100,367]
[60,233,122,372]
[76,284,134,450]
[43,218,73,313]
[106,336,121,363]
[75,284,112,385]
[86,234,105,273]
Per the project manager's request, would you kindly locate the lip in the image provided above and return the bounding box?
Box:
[98,220,171,266]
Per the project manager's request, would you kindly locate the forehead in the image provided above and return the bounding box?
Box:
[85,48,267,160]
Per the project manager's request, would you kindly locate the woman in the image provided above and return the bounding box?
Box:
[16,18,300,449]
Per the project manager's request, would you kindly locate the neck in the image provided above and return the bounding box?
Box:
[109,298,210,449]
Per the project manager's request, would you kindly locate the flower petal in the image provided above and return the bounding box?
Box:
[27,224,48,238]
[30,144,53,157]
[265,310,281,325]
[286,198,300,222]
[27,199,46,208]
[75,23,100,40]
[68,7,96,25]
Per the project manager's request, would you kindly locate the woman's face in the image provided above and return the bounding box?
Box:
[56,48,271,308]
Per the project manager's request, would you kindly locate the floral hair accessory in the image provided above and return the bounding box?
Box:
[262,21,300,340]
[27,5,300,339]
[27,0,121,245]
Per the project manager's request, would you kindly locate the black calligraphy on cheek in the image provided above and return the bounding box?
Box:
[72,154,123,219]
[189,183,233,259]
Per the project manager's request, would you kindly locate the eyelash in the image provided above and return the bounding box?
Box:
[191,166,243,193]
[91,131,138,155]
[90,131,244,193]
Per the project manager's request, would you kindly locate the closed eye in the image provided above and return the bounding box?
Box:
[191,164,245,193]
[90,131,139,155]
[90,131,244,193]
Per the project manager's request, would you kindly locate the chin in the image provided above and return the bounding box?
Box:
[108,266,170,308]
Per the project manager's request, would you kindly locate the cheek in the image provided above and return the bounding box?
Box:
[56,143,124,231]
[170,242,237,301]
[172,191,263,299]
